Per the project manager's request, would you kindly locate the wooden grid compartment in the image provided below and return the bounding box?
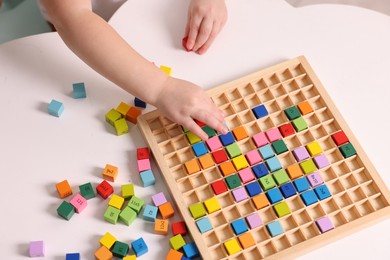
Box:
[137,56,390,259]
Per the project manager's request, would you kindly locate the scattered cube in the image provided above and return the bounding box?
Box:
[219,161,236,176]
[72,82,86,99]
[137,158,151,172]
[100,232,116,249]
[66,253,80,260]
[252,163,268,178]
[70,193,87,213]
[128,196,144,214]
[79,182,95,200]
[226,143,242,159]
[245,181,262,197]
[131,237,148,257]
[159,201,175,219]
[151,192,167,207]
[126,106,142,124]
[134,97,147,108]
[314,184,332,200]
[112,241,129,258]
[172,221,187,236]
[293,177,311,193]
[143,204,158,221]
[272,169,290,185]
[121,183,134,199]
[137,147,150,160]
[259,175,276,191]
[140,169,155,187]
[94,246,113,260]
[202,126,216,138]
[57,201,75,220]
[56,180,73,199]
[116,102,131,117]
[186,131,201,144]
[114,118,129,135]
[119,206,137,225]
[258,144,274,159]
[105,108,121,126]
[169,234,186,250]
[182,242,199,258]
[286,163,304,180]
[166,249,183,260]
[293,146,310,162]
[245,149,262,166]
[307,172,324,187]
[29,241,45,257]
[271,139,288,155]
[48,99,64,117]
[108,194,125,210]
[104,206,121,224]
[265,156,282,172]
[96,180,114,199]
[103,164,118,182]
[154,219,169,235]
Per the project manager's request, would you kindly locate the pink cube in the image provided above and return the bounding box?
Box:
[245,149,262,165]
[70,193,87,213]
[137,159,151,172]
[29,241,45,257]
[151,192,167,206]
[238,168,255,184]
[206,136,223,151]
[265,128,282,142]
[252,132,269,148]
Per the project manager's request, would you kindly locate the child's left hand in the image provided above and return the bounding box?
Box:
[184,0,227,54]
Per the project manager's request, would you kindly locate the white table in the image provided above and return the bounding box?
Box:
[0,0,389,259]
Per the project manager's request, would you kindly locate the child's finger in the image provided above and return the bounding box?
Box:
[183,117,208,141]
[192,17,213,52]
[186,15,202,51]
[197,22,221,55]
[192,107,227,135]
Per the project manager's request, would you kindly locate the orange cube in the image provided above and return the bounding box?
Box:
[126,106,142,124]
[102,164,118,182]
[94,245,113,260]
[219,161,236,176]
[286,163,304,180]
[56,180,72,199]
[159,201,175,219]
[198,154,214,169]
[155,219,169,235]
[238,232,256,249]
[297,101,313,115]
[252,193,269,210]
[166,249,183,260]
[232,126,249,141]
[184,159,201,174]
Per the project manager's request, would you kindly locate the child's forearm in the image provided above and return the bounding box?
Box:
[44,3,168,106]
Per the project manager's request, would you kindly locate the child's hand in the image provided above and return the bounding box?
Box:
[184,0,227,54]
[154,77,228,140]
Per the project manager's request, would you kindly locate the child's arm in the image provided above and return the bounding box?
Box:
[184,0,228,54]
[40,0,227,140]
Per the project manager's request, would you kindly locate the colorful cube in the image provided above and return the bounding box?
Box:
[306,141,323,156]
[131,237,148,257]
[206,136,222,151]
[252,132,269,148]
[279,123,295,137]
[104,206,120,224]
[100,232,116,249]
[196,217,213,233]
[140,169,155,187]
[203,197,221,214]
[96,180,114,199]
[238,168,255,183]
[219,132,235,146]
[169,234,186,250]
[232,126,249,141]
[108,194,125,210]
[192,142,208,157]
[224,238,241,255]
[79,182,95,200]
[143,204,158,221]
[265,128,282,142]
[119,206,137,225]
[297,101,313,115]
[266,221,284,237]
[152,192,167,207]
[154,219,169,235]
[121,183,134,199]
[112,241,129,258]
[231,218,248,235]
[56,180,72,199]
[128,196,144,214]
[114,118,129,135]
[48,99,64,117]
[284,106,301,120]
[292,117,308,132]
[94,246,113,260]
[57,201,75,220]
[232,187,249,202]
[331,131,349,146]
[105,108,121,126]
[252,104,268,119]
[70,193,87,213]
[126,106,142,124]
[102,164,118,182]
[211,179,228,195]
[172,221,187,236]
[116,102,131,117]
[29,241,45,257]
[273,201,291,217]
[184,159,201,174]
[134,97,147,108]
[339,143,357,158]
[266,188,283,204]
[158,201,175,219]
[72,82,86,99]
[189,203,206,219]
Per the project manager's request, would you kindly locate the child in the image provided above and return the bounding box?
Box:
[39,0,229,140]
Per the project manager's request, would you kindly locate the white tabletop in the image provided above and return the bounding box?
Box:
[0,0,389,259]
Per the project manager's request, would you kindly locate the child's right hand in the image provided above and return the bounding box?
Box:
[154,77,228,140]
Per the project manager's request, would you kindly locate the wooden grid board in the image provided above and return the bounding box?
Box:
[137,56,390,259]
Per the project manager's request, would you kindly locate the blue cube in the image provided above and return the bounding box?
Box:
[72,82,86,99]
[280,182,297,198]
[182,242,200,258]
[219,132,235,146]
[252,104,268,119]
[300,190,318,206]
[266,188,283,204]
[140,170,155,187]
[266,221,284,237]
[134,97,147,108]
[66,253,80,260]
[196,217,213,233]
[252,163,268,178]
[314,184,331,200]
[259,144,274,159]
[192,142,208,157]
[231,218,248,235]
[48,99,64,117]
[131,237,148,257]
[245,181,262,197]
[265,157,282,172]
[293,177,310,193]
[142,204,158,221]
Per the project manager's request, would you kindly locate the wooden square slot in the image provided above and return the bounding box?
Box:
[259,242,277,258]
[289,90,306,104]
[293,209,312,226]
[270,111,289,126]
[348,187,366,203]
[286,230,306,246]
[278,68,294,82]
[183,190,200,205]
[270,84,287,98]
[212,93,229,106]
[301,223,320,239]
[170,165,188,180]
[356,200,375,216]
[295,75,314,89]
[172,135,190,151]
[280,215,298,232]
[204,231,220,247]
[276,95,293,110]
[147,117,164,132]
[196,185,214,201]
[321,198,340,214]
[263,73,280,87]
[153,129,170,144]
[219,103,236,117]
[239,83,256,97]
[238,110,256,124]
[232,99,248,113]
[259,89,275,103]
[203,167,222,183]
[209,211,228,228]
[226,88,243,102]
[158,141,175,156]
[177,178,193,193]
[283,79,300,93]
[274,235,292,252]
[189,172,208,188]
[244,93,262,108]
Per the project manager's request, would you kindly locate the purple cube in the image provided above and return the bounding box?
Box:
[313,154,330,169]
[293,147,310,162]
[29,241,45,257]
[316,216,334,233]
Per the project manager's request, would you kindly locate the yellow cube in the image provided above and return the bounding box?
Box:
[224,238,241,255]
[108,194,125,210]
[203,197,221,214]
[306,141,323,156]
[116,102,131,117]
[123,255,137,260]
[160,65,172,76]
[99,232,117,249]
[232,155,249,171]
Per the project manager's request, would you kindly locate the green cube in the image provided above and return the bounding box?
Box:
[339,143,357,158]
[57,201,75,220]
[119,206,137,225]
[259,175,276,191]
[300,159,317,174]
[121,183,134,199]
[114,118,129,136]
[272,169,290,185]
[112,241,129,258]
[128,196,144,214]
[186,131,201,144]
[226,143,242,158]
[271,139,288,154]
[202,126,216,138]
[285,106,301,120]
[273,201,291,217]
[182,126,189,133]
[104,206,120,224]
[169,234,186,250]
[105,108,122,126]
[79,182,95,200]
[225,174,241,189]
[292,117,308,132]
[189,203,207,219]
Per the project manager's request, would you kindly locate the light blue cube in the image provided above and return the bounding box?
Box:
[259,144,274,159]
[301,190,318,206]
[48,99,64,117]
[142,204,158,222]
[73,82,86,99]
[196,217,212,233]
[140,170,155,187]
[267,221,284,237]
[266,156,282,172]
[131,237,148,257]
[183,242,200,258]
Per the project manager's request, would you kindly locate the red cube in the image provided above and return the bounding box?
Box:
[332,131,349,146]
[211,179,228,195]
[96,180,113,199]
[172,221,187,236]
[279,123,295,137]
[212,149,228,164]
[137,147,150,160]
